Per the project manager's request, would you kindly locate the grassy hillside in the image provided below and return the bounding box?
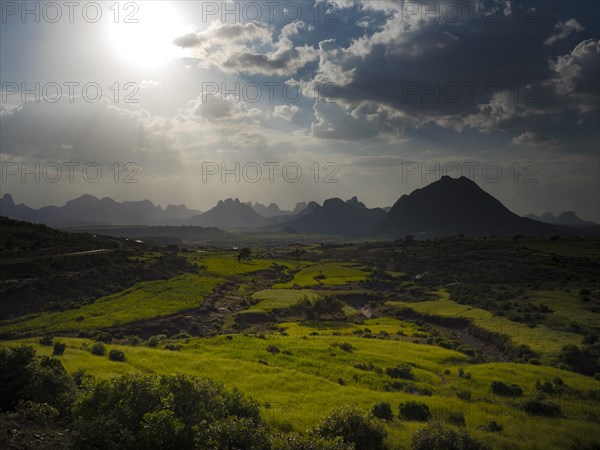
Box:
[6,326,599,450]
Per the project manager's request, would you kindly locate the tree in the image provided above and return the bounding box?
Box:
[312,405,387,450]
[371,402,394,421]
[53,342,67,356]
[237,247,252,262]
[399,401,431,421]
[0,346,75,414]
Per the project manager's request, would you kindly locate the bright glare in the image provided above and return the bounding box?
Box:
[108,2,186,68]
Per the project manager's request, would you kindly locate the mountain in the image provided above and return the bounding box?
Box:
[0,193,201,226]
[0,193,38,222]
[378,176,553,237]
[525,211,597,226]
[186,198,268,229]
[292,202,308,214]
[249,202,289,217]
[282,197,387,236]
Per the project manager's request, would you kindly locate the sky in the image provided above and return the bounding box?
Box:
[0,0,599,220]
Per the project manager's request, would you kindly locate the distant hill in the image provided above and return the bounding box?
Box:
[0,193,201,226]
[377,176,553,237]
[248,202,289,217]
[186,198,268,228]
[525,211,597,226]
[282,197,386,236]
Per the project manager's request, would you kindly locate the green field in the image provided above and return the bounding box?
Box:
[1,273,223,333]
[273,262,369,288]
[248,289,322,312]
[387,292,583,360]
[6,325,600,450]
[529,290,600,330]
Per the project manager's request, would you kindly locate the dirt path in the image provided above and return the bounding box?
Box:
[102,264,289,338]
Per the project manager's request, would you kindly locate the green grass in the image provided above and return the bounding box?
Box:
[529,290,600,331]
[1,274,223,334]
[273,262,369,288]
[248,289,322,312]
[5,329,599,450]
[387,293,582,360]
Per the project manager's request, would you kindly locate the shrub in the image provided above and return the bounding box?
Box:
[16,400,60,423]
[412,423,491,450]
[147,336,160,347]
[447,412,466,426]
[371,402,394,421]
[312,405,387,450]
[91,342,106,356]
[456,390,472,402]
[398,401,431,421]
[73,373,262,449]
[196,416,270,450]
[490,381,523,397]
[52,342,66,356]
[385,364,413,380]
[139,409,185,449]
[164,343,182,351]
[332,342,354,353]
[481,420,503,432]
[108,349,126,362]
[271,432,352,450]
[0,346,75,414]
[522,398,562,417]
[39,336,53,346]
[266,345,280,354]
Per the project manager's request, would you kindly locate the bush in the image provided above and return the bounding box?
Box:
[73,373,262,449]
[91,342,106,356]
[16,400,60,423]
[164,343,182,351]
[385,364,413,380]
[447,412,466,426]
[332,342,354,353]
[196,416,270,450]
[53,342,66,356]
[490,381,523,397]
[108,349,126,362]
[312,405,387,450]
[412,423,491,450]
[147,336,160,347]
[271,432,352,450]
[456,390,472,402]
[39,336,53,346]
[139,409,185,449]
[266,345,280,354]
[522,398,562,417]
[398,401,431,421]
[481,420,503,432]
[0,346,75,414]
[371,401,394,421]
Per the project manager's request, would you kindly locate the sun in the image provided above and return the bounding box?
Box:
[107,1,186,68]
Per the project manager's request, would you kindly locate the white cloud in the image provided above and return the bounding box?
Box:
[544,19,584,46]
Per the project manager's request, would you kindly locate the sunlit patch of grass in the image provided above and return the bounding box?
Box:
[4,332,599,450]
[2,273,223,334]
[387,295,582,359]
[273,262,369,288]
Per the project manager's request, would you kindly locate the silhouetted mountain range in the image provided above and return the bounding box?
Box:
[2,177,598,236]
[282,197,387,236]
[525,211,597,226]
[186,198,268,228]
[0,193,201,226]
